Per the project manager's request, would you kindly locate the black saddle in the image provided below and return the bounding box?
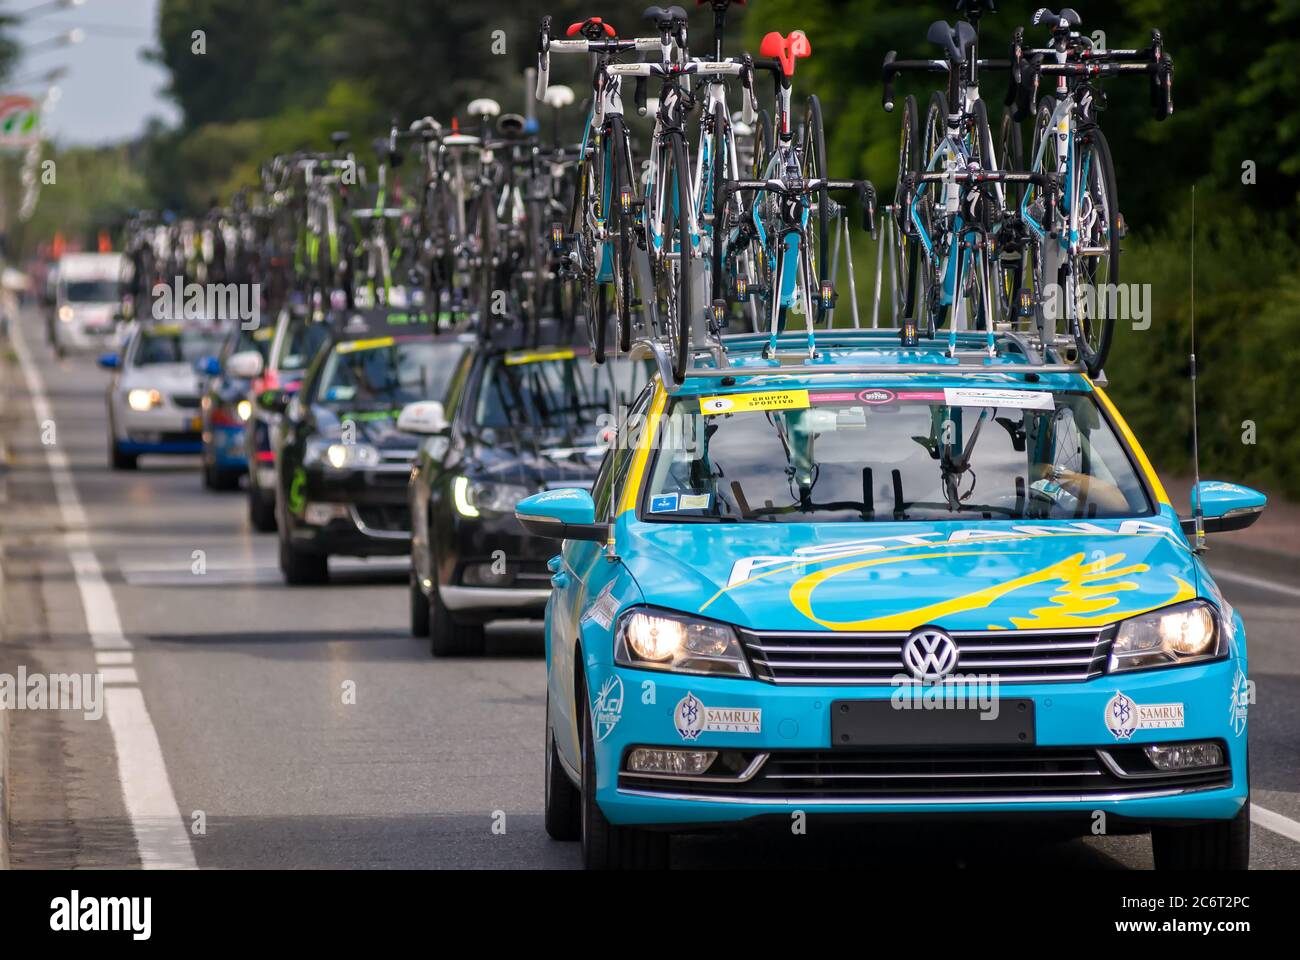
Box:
[1033,7,1082,29]
[927,20,978,65]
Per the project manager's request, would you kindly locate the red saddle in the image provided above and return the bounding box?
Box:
[567,17,618,39]
[759,30,812,77]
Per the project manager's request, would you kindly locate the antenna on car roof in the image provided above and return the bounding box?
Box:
[1189,185,1205,553]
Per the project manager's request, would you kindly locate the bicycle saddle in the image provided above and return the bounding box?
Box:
[644,5,688,26]
[566,17,617,39]
[759,30,812,77]
[926,19,977,65]
[1033,7,1081,29]
[497,113,527,137]
[543,85,575,109]
[467,98,500,119]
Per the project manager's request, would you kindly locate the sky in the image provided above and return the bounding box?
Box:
[8,0,178,145]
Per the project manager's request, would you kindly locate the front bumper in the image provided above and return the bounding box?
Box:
[584,657,1248,828]
[286,464,413,558]
[116,403,203,454]
[204,422,248,470]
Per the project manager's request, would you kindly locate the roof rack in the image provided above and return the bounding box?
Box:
[628,328,1094,393]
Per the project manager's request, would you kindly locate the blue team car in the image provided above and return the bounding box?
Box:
[517,331,1265,869]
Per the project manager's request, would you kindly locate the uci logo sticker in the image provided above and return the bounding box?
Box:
[592,675,624,742]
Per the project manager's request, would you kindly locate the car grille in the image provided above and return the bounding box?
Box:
[618,745,1232,803]
[354,504,410,532]
[171,395,201,409]
[740,627,1112,685]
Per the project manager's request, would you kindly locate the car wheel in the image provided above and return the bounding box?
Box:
[428,579,485,656]
[248,483,277,532]
[409,570,430,637]
[545,691,581,841]
[278,533,329,585]
[1151,797,1250,870]
[110,441,137,471]
[579,673,669,870]
[204,460,241,491]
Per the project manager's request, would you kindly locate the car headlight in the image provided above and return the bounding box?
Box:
[452,476,532,518]
[305,438,380,470]
[59,305,74,323]
[614,608,751,678]
[236,399,252,421]
[127,388,162,412]
[1109,600,1224,673]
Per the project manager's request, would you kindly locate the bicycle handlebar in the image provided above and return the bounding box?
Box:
[720,177,878,236]
[535,15,665,100]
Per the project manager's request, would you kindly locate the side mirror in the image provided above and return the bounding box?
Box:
[259,388,290,414]
[1181,481,1267,536]
[515,488,605,542]
[396,400,449,435]
[97,352,119,370]
[226,349,264,379]
[195,355,221,377]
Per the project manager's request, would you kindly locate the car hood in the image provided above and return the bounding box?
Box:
[121,363,201,395]
[619,516,1200,633]
[311,404,418,451]
[464,436,603,489]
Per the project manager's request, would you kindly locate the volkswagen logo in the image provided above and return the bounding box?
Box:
[902,627,959,681]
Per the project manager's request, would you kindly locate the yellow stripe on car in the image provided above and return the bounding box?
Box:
[1091,381,1171,505]
[504,347,575,366]
[617,383,668,515]
[337,336,394,354]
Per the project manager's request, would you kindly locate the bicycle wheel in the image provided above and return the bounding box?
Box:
[800,95,832,325]
[962,97,999,331]
[1027,97,1061,331]
[707,100,732,307]
[893,94,920,323]
[914,91,948,336]
[1072,126,1119,376]
[652,132,695,384]
[607,116,636,353]
[996,106,1026,327]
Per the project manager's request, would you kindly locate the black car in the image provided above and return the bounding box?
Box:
[243,303,331,531]
[272,308,470,584]
[197,321,274,490]
[406,334,646,656]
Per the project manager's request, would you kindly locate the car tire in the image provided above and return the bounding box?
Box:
[1151,797,1250,870]
[248,484,277,532]
[409,571,430,637]
[278,535,329,586]
[204,460,241,491]
[545,692,581,841]
[579,673,669,870]
[428,580,485,656]
[110,441,137,471]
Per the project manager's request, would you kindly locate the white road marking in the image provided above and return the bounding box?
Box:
[100,667,141,685]
[1211,568,1300,599]
[1254,805,1300,845]
[10,317,196,870]
[95,651,134,666]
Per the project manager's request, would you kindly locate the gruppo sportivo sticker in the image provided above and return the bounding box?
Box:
[673,692,762,741]
[1104,691,1185,740]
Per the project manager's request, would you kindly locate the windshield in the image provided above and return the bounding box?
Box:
[65,280,120,303]
[315,335,464,409]
[643,387,1152,522]
[133,327,225,366]
[474,349,646,446]
[277,317,329,371]
[231,324,275,360]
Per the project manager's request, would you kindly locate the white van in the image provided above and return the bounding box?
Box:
[53,252,129,354]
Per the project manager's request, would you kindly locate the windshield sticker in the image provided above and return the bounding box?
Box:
[504,347,575,366]
[701,389,810,415]
[336,336,394,354]
[943,387,1053,410]
[679,493,712,510]
[1104,692,1185,740]
[649,493,680,513]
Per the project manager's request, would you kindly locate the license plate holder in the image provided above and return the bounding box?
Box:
[831,698,1035,748]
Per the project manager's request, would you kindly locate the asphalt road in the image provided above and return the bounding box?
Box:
[1,304,1297,869]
